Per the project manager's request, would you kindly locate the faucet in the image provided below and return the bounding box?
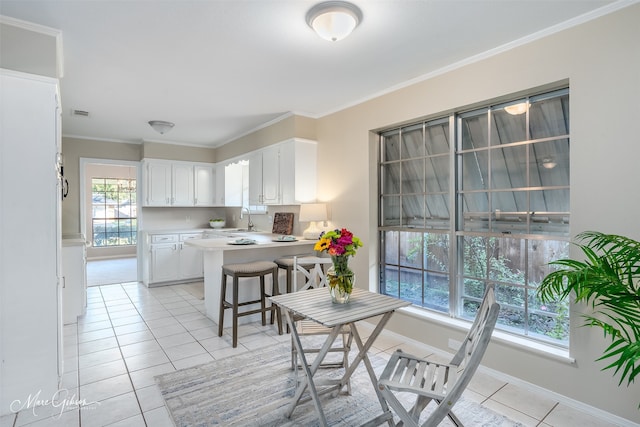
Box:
[241,207,255,231]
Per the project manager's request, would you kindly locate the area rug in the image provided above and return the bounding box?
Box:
[155,343,522,426]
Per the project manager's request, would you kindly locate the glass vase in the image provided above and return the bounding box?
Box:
[327,264,355,304]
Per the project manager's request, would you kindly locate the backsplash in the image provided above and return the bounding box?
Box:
[141,207,225,230]
[140,205,327,236]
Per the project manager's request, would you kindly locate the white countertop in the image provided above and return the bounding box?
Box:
[62,234,87,246]
[140,228,211,235]
[185,232,316,251]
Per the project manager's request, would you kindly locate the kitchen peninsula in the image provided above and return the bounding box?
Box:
[185,232,316,327]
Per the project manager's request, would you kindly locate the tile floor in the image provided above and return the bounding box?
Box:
[0,281,622,427]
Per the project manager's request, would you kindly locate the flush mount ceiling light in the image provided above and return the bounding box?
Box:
[148,120,174,135]
[541,157,557,169]
[504,102,529,115]
[306,1,362,42]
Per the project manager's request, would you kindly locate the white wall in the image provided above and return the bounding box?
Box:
[315,5,640,423]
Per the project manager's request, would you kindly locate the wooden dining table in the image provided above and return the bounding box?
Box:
[270,287,411,427]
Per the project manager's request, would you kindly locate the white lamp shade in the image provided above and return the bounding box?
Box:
[311,11,356,41]
[300,203,328,239]
[148,120,175,134]
[306,2,362,42]
[299,203,327,222]
[503,102,528,115]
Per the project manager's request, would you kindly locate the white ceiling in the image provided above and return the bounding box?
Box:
[0,0,625,148]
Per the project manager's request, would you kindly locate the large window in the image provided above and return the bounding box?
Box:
[379,88,570,346]
[92,178,137,246]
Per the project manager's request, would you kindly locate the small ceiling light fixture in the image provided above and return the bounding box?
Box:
[504,102,529,115]
[541,157,557,169]
[306,1,362,42]
[148,120,175,135]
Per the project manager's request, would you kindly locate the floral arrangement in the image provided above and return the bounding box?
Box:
[314,228,363,276]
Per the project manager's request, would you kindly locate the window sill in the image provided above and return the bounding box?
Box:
[399,305,575,364]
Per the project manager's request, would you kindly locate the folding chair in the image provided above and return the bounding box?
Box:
[377,285,500,427]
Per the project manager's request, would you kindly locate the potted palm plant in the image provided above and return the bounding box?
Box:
[538,231,640,400]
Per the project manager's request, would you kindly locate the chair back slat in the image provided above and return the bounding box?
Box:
[401,359,419,385]
[292,256,332,292]
[414,360,428,388]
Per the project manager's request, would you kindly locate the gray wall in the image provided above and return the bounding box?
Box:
[61,138,141,236]
[315,5,640,423]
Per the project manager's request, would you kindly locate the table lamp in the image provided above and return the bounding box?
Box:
[299,203,327,240]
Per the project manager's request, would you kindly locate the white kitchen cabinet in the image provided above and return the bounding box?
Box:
[248,139,317,206]
[150,243,180,283]
[248,150,264,205]
[249,144,281,205]
[261,145,280,204]
[214,164,226,205]
[0,69,63,413]
[178,233,204,279]
[145,160,172,206]
[223,161,244,206]
[143,159,220,207]
[280,139,317,204]
[194,164,216,206]
[146,232,204,286]
[62,239,87,324]
[172,163,195,206]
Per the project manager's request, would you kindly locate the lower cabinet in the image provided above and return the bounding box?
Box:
[179,238,204,278]
[62,239,87,324]
[150,243,181,283]
[147,233,203,285]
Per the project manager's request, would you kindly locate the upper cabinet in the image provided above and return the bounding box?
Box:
[172,163,195,206]
[145,160,172,206]
[194,164,216,206]
[279,139,317,205]
[142,159,220,207]
[142,137,316,208]
[248,138,317,206]
[248,144,281,205]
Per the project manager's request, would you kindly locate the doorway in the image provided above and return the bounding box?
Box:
[80,158,141,286]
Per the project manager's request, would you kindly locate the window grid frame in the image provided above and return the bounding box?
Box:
[91,177,138,247]
[379,87,571,347]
